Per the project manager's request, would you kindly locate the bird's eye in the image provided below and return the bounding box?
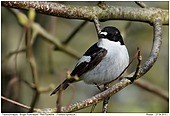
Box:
[111,34,114,38]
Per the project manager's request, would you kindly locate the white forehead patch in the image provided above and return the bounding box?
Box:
[100,32,108,36]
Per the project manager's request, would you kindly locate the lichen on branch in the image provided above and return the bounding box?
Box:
[2,1,169,25]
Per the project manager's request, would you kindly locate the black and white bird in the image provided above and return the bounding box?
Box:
[50,26,129,96]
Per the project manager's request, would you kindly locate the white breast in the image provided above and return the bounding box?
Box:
[82,39,129,84]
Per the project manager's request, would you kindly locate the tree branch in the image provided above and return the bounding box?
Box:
[37,17,163,113]
[6,8,81,60]
[134,79,169,101]
[1,96,40,112]
[138,17,162,78]
[135,1,148,8]
[2,1,168,25]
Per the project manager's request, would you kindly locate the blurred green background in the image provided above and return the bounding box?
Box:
[1,1,169,113]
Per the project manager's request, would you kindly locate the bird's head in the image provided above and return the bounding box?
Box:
[98,26,124,45]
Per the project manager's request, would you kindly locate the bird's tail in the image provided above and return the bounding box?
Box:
[50,78,76,96]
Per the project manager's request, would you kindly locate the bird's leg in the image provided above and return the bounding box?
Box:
[93,82,102,91]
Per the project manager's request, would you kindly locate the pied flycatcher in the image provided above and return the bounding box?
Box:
[50,26,129,96]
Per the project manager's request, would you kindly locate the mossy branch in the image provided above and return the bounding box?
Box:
[2,1,168,25]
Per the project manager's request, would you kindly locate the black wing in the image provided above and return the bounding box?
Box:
[50,43,107,96]
[71,43,107,77]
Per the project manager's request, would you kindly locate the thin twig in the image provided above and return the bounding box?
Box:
[65,83,76,112]
[32,23,81,59]
[26,22,40,113]
[135,1,148,8]
[134,79,169,101]
[127,47,142,82]
[56,87,63,113]
[62,20,88,45]
[102,83,109,113]
[56,69,65,113]
[1,96,39,112]
[9,8,81,60]
[93,15,101,35]
[90,104,97,113]
[97,47,141,88]
[48,16,56,75]
[14,27,27,76]
[5,77,19,98]
[20,79,36,89]
[1,49,25,63]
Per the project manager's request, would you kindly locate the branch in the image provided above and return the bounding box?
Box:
[135,1,148,8]
[62,20,88,45]
[134,79,169,101]
[1,96,40,112]
[1,49,25,63]
[93,15,101,35]
[26,23,40,113]
[32,22,81,59]
[37,17,163,113]
[138,17,162,78]
[7,8,81,60]
[2,1,168,25]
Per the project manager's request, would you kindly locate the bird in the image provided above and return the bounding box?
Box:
[50,26,129,96]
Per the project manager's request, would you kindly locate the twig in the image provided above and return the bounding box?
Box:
[5,77,19,98]
[14,27,27,76]
[48,16,56,75]
[32,23,81,59]
[93,15,101,35]
[1,96,39,112]
[20,79,36,89]
[65,83,76,112]
[62,20,88,45]
[56,86,63,113]
[8,8,81,60]
[1,49,25,63]
[90,104,97,113]
[134,79,169,101]
[102,83,109,113]
[127,47,142,82]
[56,69,65,113]
[135,1,148,8]
[97,47,141,88]
[26,20,40,113]
[21,78,54,93]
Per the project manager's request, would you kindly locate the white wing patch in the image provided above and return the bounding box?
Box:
[76,56,91,67]
[100,32,108,36]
